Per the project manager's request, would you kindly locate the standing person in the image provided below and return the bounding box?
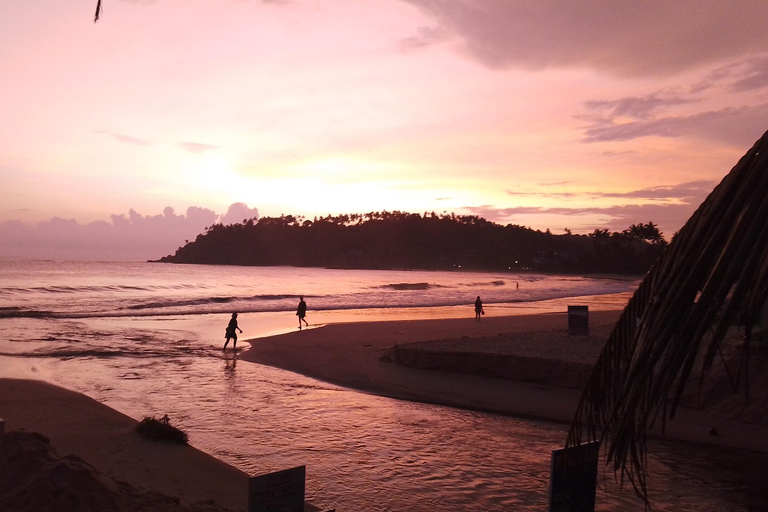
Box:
[297,296,308,330]
[474,296,484,322]
[223,312,243,350]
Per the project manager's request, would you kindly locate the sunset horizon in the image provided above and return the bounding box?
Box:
[3,1,768,260]
[2,4,767,508]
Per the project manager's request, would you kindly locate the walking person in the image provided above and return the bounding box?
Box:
[297,296,308,330]
[223,312,243,350]
[474,296,484,322]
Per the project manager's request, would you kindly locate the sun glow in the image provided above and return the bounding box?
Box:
[292,157,395,181]
[178,154,247,200]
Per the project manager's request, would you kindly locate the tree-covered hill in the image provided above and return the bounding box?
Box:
[156,211,667,275]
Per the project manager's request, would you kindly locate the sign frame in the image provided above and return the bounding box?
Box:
[547,441,601,512]
[248,465,306,512]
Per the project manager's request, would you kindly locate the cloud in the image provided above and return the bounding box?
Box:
[503,189,579,199]
[220,202,260,225]
[487,180,717,236]
[402,1,768,77]
[581,103,768,145]
[179,142,220,153]
[692,55,768,93]
[576,52,768,146]
[0,203,259,261]
[728,56,768,92]
[95,128,151,146]
[398,26,447,53]
[584,94,698,121]
[595,181,716,201]
[504,181,716,202]
[464,201,697,238]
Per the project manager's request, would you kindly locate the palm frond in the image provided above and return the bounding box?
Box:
[566,129,768,504]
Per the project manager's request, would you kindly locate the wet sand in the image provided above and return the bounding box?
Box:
[241,310,768,454]
[0,378,247,511]
[2,304,767,510]
[0,378,324,512]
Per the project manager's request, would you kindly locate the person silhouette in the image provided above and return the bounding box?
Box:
[474,296,484,322]
[297,296,308,330]
[223,312,243,350]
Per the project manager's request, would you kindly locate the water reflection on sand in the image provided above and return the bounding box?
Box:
[2,323,766,510]
[1,295,766,511]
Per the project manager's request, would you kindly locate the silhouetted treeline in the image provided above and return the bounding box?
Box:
[156,212,667,275]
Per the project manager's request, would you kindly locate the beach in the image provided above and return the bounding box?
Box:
[3,301,768,510]
[0,378,329,511]
[4,264,664,510]
[241,309,768,454]
[0,378,247,511]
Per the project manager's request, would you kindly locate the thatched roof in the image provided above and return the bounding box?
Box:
[566,129,768,503]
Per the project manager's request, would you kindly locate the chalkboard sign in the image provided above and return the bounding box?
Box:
[567,306,589,336]
[548,441,600,512]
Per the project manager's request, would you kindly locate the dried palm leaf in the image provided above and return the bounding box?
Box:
[566,129,768,505]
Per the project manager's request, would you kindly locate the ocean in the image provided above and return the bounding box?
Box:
[1,260,766,511]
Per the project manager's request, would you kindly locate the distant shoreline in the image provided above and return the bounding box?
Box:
[148,258,646,281]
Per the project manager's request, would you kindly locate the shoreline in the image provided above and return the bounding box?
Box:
[2,294,767,509]
[0,378,327,512]
[240,309,768,454]
[0,378,248,511]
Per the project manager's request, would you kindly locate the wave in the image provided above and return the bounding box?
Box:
[460,280,507,287]
[124,293,303,311]
[126,297,236,310]
[0,349,133,359]
[0,278,638,320]
[0,283,213,295]
[376,282,436,291]
[0,292,314,319]
[0,348,197,360]
[0,307,55,319]
[0,298,473,320]
[246,294,301,301]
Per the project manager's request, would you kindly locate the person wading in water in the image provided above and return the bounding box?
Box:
[223,312,243,350]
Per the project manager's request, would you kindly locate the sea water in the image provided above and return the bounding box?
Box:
[0,261,766,511]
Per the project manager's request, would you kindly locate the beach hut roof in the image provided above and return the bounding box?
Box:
[567,129,768,505]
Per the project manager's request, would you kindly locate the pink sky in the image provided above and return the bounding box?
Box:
[2,1,768,259]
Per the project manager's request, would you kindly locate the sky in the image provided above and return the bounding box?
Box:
[2,1,768,260]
